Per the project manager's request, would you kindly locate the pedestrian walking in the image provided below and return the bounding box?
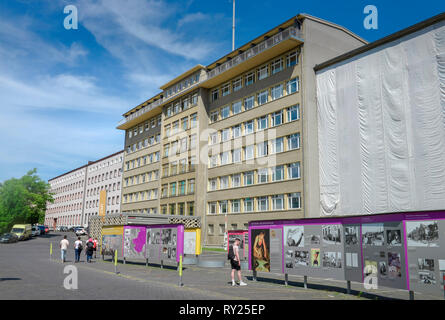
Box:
[93,237,98,258]
[60,235,69,263]
[228,238,247,286]
[74,237,83,263]
[85,238,94,263]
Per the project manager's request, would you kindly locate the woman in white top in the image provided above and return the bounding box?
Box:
[74,237,83,263]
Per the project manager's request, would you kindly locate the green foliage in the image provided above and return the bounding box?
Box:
[0,169,53,233]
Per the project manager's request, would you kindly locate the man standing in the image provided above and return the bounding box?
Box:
[85,238,94,263]
[60,235,69,263]
[229,238,247,286]
[74,237,83,263]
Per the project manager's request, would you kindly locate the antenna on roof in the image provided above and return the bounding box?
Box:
[232,0,235,51]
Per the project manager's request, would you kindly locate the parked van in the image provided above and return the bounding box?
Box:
[31,225,41,237]
[11,224,32,240]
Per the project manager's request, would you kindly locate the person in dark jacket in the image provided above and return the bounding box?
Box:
[85,238,94,263]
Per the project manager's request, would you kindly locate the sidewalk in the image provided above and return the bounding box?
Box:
[58,250,441,300]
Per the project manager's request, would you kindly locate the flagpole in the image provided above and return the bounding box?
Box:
[232,0,235,51]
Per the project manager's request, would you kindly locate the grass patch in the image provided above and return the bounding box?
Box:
[202,247,226,252]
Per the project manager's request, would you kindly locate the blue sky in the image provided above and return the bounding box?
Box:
[0,0,444,183]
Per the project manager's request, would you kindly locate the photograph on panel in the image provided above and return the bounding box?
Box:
[309,234,320,245]
[252,229,270,272]
[362,223,384,246]
[294,250,310,266]
[386,229,402,246]
[406,220,439,247]
[379,261,388,277]
[322,225,341,245]
[344,226,359,246]
[345,252,359,268]
[284,225,304,247]
[387,252,402,278]
[322,251,342,268]
[311,248,320,267]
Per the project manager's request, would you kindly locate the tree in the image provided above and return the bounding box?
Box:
[0,169,53,233]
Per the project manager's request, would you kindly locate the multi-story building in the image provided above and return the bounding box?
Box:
[45,166,87,228]
[116,13,367,246]
[120,95,162,215]
[45,151,124,228]
[83,151,124,224]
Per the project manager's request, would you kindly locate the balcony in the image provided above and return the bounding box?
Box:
[117,98,164,129]
[202,26,303,88]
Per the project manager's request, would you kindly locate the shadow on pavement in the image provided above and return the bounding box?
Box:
[245,276,400,300]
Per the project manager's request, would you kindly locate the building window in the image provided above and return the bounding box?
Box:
[220,201,228,214]
[287,51,298,67]
[221,83,230,97]
[232,148,242,163]
[210,111,218,123]
[272,165,284,182]
[257,116,268,131]
[258,65,268,80]
[169,204,176,215]
[232,101,242,115]
[161,205,167,215]
[180,137,188,153]
[245,145,254,160]
[232,125,241,138]
[258,168,269,183]
[170,182,177,197]
[232,174,241,187]
[271,110,283,127]
[271,84,283,100]
[288,162,301,179]
[258,196,269,211]
[272,194,284,210]
[179,180,186,195]
[210,132,218,145]
[188,202,195,216]
[287,105,300,122]
[231,199,240,213]
[233,78,242,92]
[244,120,254,135]
[188,179,195,194]
[211,89,219,101]
[288,133,300,150]
[178,202,185,215]
[221,106,230,119]
[257,142,268,157]
[287,77,299,94]
[220,151,230,165]
[244,171,254,186]
[208,224,214,235]
[209,178,217,191]
[271,137,284,154]
[190,113,198,128]
[244,96,254,111]
[271,58,283,74]
[209,202,217,214]
[288,192,301,209]
[190,134,197,150]
[257,90,268,105]
[245,72,255,86]
[244,198,254,212]
[221,129,230,142]
[220,176,229,189]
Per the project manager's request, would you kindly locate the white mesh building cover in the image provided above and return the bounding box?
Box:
[316,20,445,216]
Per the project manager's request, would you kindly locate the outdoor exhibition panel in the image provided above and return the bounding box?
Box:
[101,226,124,259]
[184,228,202,256]
[123,225,147,260]
[248,210,445,297]
[227,230,249,261]
[146,224,184,264]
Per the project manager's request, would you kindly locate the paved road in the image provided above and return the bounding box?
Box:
[0,232,439,300]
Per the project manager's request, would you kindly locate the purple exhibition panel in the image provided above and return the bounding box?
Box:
[123,225,147,260]
[145,224,184,263]
[248,210,445,298]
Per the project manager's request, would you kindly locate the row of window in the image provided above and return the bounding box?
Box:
[161,179,196,198]
[123,189,159,204]
[209,133,301,168]
[164,93,199,118]
[86,182,121,197]
[211,50,299,102]
[126,133,161,154]
[208,162,301,192]
[210,105,300,145]
[160,201,195,216]
[208,192,302,215]
[127,115,162,139]
[123,208,158,215]
[165,74,200,98]
[207,223,249,236]
[162,157,196,177]
[124,151,161,171]
[88,157,123,173]
[164,113,198,138]
[52,180,85,194]
[46,202,83,214]
[124,170,160,187]
[87,169,122,185]
[210,77,299,125]
[85,195,121,209]
[52,191,83,204]
[163,134,197,157]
